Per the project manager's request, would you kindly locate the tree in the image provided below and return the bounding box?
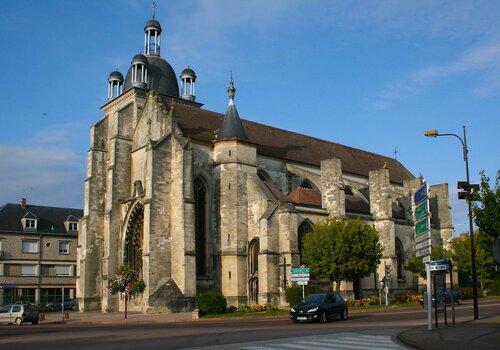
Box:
[301,218,383,291]
[108,265,146,319]
[472,170,500,240]
[451,231,496,290]
[405,246,451,279]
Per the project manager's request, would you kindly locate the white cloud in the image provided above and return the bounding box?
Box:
[0,124,85,209]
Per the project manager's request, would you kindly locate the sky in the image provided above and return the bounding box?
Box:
[0,0,498,235]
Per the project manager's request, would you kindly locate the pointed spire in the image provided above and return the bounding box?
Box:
[228,71,235,102]
[218,73,248,141]
[152,1,157,19]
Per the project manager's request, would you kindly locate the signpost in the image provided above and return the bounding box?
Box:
[291,267,310,298]
[413,183,433,331]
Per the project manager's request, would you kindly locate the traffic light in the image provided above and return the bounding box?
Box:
[457,181,480,201]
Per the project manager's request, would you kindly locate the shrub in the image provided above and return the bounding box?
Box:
[264,303,279,312]
[408,293,422,303]
[285,285,323,306]
[237,304,252,312]
[196,291,227,315]
[459,286,484,299]
[367,295,380,305]
[484,276,500,296]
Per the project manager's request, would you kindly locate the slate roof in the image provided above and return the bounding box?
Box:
[164,98,414,184]
[0,203,83,235]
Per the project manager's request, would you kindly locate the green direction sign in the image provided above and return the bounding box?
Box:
[415,217,430,236]
[415,200,429,220]
[291,267,310,275]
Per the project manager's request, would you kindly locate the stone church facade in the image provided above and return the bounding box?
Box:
[76,12,453,313]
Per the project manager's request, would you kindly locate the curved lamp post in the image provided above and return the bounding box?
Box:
[424,125,479,320]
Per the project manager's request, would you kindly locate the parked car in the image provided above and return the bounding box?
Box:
[420,288,463,307]
[13,301,35,307]
[0,304,39,325]
[290,292,348,323]
[45,298,77,311]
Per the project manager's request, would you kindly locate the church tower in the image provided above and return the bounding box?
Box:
[213,76,257,305]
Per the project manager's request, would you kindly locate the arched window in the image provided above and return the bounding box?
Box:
[344,186,354,196]
[257,169,271,183]
[124,203,144,275]
[248,239,259,276]
[298,220,313,264]
[300,179,314,189]
[195,178,208,276]
[395,237,404,280]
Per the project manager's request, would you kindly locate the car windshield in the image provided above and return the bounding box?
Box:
[303,294,326,304]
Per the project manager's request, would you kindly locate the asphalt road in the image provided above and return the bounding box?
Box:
[0,301,499,350]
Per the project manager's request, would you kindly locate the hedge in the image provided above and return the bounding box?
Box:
[285,285,323,306]
[196,291,227,314]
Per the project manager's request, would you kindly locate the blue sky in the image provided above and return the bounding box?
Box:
[0,0,498,234]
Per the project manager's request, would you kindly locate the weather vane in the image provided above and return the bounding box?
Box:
[394,146,398,160]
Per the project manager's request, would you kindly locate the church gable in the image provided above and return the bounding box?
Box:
[132,92,173,150]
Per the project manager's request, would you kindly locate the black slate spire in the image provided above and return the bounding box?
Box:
[218,74,248,141]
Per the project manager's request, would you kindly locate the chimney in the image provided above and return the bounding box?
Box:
[20,197,27,208]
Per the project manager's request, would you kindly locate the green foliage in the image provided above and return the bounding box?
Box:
[285,285,323,306]
[301,218,383,290]
[108,265,146,296]
[472,170,500,240]
[196,291,227,314]
[451,231,496,289]
[405,246,452,279]
[484,276,500,295]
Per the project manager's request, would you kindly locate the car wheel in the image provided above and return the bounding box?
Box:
[319,311,328,323]
[340,308,348,320]
[32,320,38,325]
[292,319,299,323]
[15,317,23,325]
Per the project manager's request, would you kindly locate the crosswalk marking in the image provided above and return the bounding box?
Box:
[240,334,403,350]
[190,332,404,349]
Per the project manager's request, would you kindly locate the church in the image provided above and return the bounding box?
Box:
[76,10,453,313]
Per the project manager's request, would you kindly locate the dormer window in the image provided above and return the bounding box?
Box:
[65,215,79,233]
[22,212,38,232]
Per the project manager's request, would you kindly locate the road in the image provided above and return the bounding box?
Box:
[0,301,499,350]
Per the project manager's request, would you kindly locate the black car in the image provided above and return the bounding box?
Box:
[45,298,77,311]
[290,292,348,323]
[420,288,463,307]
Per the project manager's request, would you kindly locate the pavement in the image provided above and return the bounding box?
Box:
[40,309,193,324]
[398,314,500,350]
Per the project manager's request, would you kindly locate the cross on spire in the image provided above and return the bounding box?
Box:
[152,1,157,19]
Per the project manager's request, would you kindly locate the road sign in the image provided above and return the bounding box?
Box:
[414,184,428,205]
[415,200,429,220]
[415,217,430,236]
[415,231,431,243]
[416,247,431,257]
[297,281,308,286]
[291,277,309,282]
[429,259,449,271]
[291,268,310,275]
[416,240,431,251]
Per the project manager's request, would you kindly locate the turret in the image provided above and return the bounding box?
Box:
[107,70,124,99]
[180,66,197,101]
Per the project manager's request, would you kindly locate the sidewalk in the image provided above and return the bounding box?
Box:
[398,315,500,350]
[40,310,193,324]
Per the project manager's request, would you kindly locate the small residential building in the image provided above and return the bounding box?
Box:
[0,199,82,305]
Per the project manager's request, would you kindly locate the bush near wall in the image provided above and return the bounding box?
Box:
[196,291,227,315]
[285,285,323,306]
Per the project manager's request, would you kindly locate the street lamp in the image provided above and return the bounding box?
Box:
[424,125,479,320]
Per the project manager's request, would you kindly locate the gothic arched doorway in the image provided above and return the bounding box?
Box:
[124,203,144,275]
[248,238,259,303]
[395,237,404,280]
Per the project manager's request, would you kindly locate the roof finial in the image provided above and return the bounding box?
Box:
[227,71,236,102]
[152,1,156,19]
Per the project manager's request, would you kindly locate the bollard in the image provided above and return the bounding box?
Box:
[39,313,45,321]
[64,312,70,320]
